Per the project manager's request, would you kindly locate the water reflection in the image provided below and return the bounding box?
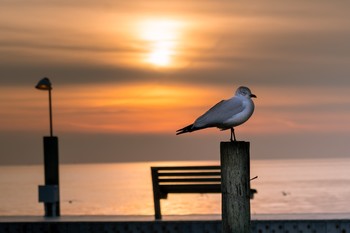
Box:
[1,159,350,216]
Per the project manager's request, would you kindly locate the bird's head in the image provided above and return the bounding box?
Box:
[236,86,257,98]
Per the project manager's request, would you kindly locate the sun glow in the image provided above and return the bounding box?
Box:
[139,19,183,67]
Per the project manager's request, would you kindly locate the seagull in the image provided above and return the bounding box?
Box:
[176,86,257,141]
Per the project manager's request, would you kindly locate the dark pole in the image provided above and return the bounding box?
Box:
[42,136,60,217]
[36,77,60,217]
[48,89,53,137]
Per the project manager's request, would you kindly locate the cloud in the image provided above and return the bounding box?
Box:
[0,62,170,86]
[1,130,349,165]
[1,0,350,89]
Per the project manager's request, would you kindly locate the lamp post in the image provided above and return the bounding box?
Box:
[35,77,53,136]
[35,77,60,217]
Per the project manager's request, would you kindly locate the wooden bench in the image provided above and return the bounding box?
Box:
[151,165,257,219]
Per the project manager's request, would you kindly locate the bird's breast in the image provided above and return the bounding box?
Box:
[223,100,254,128]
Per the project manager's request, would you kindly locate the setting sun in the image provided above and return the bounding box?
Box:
[147,41,174,66]
[138,19,183,67]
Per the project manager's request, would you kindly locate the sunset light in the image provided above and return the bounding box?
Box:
[138,19,183,67]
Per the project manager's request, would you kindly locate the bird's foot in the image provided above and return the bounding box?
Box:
[230,128,237,142]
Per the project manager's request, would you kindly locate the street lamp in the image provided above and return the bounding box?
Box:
[35,77,53,136]
[35,77,60,217]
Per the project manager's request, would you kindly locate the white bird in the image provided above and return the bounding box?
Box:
[176,86,257,141]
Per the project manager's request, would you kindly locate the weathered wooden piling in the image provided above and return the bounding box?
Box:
[221,141,250,233]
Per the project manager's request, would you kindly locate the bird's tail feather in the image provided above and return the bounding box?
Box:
[176,124,194,135]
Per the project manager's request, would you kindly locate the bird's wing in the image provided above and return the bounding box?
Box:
[193,97,245,128]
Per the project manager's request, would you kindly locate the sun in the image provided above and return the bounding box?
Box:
[138,19,182,67]
[147,41,176,66]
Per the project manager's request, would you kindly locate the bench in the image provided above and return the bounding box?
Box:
[151,165,257,219]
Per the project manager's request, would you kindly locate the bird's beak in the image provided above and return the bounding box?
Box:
[250,94,257,98]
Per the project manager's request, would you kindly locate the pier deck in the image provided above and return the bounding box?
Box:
[1,214,350,233]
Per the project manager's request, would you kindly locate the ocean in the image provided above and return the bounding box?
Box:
[1,158,350,216]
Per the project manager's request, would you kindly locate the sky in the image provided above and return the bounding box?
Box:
[1,0,350,164]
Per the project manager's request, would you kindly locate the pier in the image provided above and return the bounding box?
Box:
[1,214,350,233]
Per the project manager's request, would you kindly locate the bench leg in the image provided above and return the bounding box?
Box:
[154,195,162,220]
[151,168,162,220]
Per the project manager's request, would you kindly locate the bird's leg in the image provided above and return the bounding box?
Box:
[230,128,236,142]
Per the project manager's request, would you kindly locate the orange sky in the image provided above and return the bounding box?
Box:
[2,84,350,135]
[1,0,350,163]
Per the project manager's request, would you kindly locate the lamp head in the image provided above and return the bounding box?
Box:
[35,77,52,90]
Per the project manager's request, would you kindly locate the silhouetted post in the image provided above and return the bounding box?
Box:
[221,141,250,233]
[43,136,60,216]
[38,136,60,217]
[35,78,60,217]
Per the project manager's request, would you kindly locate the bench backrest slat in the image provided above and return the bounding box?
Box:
[153,166,220,170]
[158,178,221,183]
[157,172,221,177]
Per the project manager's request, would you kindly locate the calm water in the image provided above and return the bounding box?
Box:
[1,158,350,216]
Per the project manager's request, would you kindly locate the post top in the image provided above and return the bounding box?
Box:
[220,141,250,149]
[220,141,249,144]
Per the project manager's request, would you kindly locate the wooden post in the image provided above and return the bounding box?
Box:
[221,141,250,233]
